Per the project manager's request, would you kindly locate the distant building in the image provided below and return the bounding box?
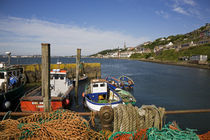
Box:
[190,41,196,47]
[189,55,208,64]
[190,55,208,61]
[198,40,209,45]
[200,29,210,38]
[120,51,133,58]
[154,45,164,53]
[127,47,135,51]
[166,42,173,47]
[160,38,165,41]
[97,54,102,58]
[111,52,119,58]
[181,43,190,48]
[143,41,151,46]
[143,48,151,53]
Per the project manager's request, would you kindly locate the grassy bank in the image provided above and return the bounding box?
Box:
[131,44,210,62]
[130,44,210,70]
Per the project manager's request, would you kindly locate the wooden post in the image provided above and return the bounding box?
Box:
[41,43,51,112]
[75,48,81,105]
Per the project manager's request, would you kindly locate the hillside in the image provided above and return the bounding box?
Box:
[131,43,210,62]
[91,23,210,63]
[142,23,210,50]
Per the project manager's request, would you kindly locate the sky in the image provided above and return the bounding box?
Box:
[0,0,209,56]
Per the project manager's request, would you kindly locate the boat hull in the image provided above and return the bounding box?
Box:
[20,99,66,112]
[0,85,25,111]
[20,86,72,112]
[85,97,121,112]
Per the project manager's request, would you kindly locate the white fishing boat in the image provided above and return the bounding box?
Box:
[84,79,122,112]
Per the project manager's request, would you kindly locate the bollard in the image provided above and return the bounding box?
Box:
[99,106,114,131]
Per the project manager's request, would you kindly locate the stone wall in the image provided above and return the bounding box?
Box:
[22,63,101,83]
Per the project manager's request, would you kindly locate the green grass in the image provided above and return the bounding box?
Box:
[154,49,179,61]
[131,44,210,62]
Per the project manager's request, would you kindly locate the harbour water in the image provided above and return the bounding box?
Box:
[1,57,210,133]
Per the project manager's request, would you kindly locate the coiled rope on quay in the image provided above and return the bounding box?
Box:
[113,104,165,133]
[109,104,201,140]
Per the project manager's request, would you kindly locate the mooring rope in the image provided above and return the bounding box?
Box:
[113,104,165,133]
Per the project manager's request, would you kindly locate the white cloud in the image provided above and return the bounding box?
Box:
[173,7,189,15]
[171,0,200,17]
[0,16,148,56]
[173,0,196,6]
[155,10,169,19]
[182,0,196,6]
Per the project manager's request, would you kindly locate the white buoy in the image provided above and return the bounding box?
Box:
[4,101,11,109]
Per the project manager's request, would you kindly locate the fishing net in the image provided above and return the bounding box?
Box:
[198,131,210,140]
[146,122,199,140]
[100,129,113,140]
[108,129,147,140]
[0,109,104,140]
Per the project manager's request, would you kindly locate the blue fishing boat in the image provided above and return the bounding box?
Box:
[84,79,122,112]
[119,75,134,89]
[106,76,124,89]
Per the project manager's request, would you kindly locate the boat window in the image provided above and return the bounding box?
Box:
[54,74,59,79]
[93,84,98,87]
[60,75,64,80]
[0,73,4,79]
[100,83,105,87]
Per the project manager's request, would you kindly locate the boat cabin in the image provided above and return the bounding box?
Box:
[87,79,108,102]
[50,69,72,97]
[91,79,107,94]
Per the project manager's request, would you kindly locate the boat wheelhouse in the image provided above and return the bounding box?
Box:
[84,79,122,112]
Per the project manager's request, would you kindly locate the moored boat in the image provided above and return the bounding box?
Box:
[84,79,122,112]
[113,88,136,105]
[106,76,124,89]
[0,61,26,111]
[119,75,134,89]
[20,69,73,112]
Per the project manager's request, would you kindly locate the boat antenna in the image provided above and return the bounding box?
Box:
[5,52,11,66]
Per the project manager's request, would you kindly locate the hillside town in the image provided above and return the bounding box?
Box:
[93,23,210,65]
